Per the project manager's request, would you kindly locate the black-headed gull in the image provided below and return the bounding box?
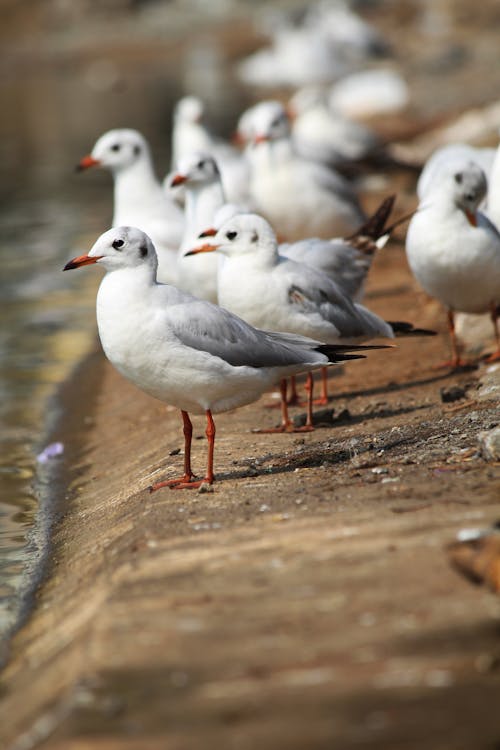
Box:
[417,143,496,201]
[240,100,365,240]
[170,95,250,205]
[189,213,431,426]
[406,162,500,366]
[169,151,227,303]
[63,226,386,488]
[77,128,184,285]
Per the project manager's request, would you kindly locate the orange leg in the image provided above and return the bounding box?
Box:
[172,410,216,490]
[432,309,467,370]
[150,410,196,491]
[254,379,314,433]
[484,303,500,362]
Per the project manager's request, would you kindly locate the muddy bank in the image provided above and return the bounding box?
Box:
[1,239,499,749]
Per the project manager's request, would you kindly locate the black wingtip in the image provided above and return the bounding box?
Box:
[388,321,437,337]
[316,343,393,364]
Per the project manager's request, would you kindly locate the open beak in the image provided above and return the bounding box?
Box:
[184,243,219,257]
[170,173,187,187]
[198,227,217,238]
[76,155,101,172]
[464,208,477,227]
[63,254,102,271]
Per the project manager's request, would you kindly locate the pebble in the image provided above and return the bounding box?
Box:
[478,426,500,461]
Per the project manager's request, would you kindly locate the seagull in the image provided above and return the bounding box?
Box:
[170,95,250,205]
[239,100,365,241]
[63,226,387,488]
[406,161,500,367]
[287,86,381,167]
[169,151,227,303]
[417,143,497,201]
[77,128,184,285]
[188,213,430,426]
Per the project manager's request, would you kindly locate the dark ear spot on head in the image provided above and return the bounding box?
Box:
[454,172,463,184]
[251,231,258,243]
[134,145,141,156]
[139,245,148,258]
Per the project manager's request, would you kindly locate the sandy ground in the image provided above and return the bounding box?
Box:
[1,230,500,749]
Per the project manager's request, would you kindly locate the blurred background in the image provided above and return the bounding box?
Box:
[1,0,499,644]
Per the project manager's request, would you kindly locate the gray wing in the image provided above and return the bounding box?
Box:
[280,238,372,299]
[278,258,391,339]
[166,296,325,368]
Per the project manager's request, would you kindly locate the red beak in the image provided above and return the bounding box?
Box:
[76,155,101,172]
[253,134,269,145]
[198,227,217,238]
[171,173,187,187]
[184,243,219,257]
[464,208,477,227]
[63,254,102,271]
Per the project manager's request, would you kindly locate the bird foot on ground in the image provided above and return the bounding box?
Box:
[252,423,315,434]
[149,474,196,491]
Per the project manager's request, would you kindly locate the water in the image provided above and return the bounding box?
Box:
[0,11,252,649]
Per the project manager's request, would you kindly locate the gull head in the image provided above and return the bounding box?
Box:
[451,162,487,214]
[170,151,221,188]
[174,95,204,124]
[237,100,290,146]
[188,213,278,262]
[64,227,158,275]
[78,129,150,173]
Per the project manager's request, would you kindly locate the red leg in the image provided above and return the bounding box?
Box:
[432,309,468,370]
[304,372,315,429]
[149,410,195,491]
[172,410,216,490]
[484,302,500,362]
[254,378,314,433]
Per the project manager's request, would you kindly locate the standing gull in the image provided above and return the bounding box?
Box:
[188,214,430,428]
[63,226,386,489]
[406,161,500,367]
[77,128,184,285]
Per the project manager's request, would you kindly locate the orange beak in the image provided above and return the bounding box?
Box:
[76,155,101,172]
[253,134,269,145]
[63,254,102,271]
[170,173,187,187]
[184,243,219,257]
[464,208,477,227]
[198,227,217,238]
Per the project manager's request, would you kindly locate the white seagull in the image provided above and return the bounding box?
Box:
[240,100,365,241]
[77,128,184,285]
[188,214,430,427]
[170,95,250,205]
[406,161,500,367]
[169,151,227,303]
[63,226,385,488]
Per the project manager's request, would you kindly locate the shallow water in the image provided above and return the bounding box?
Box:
[0,17,250,646]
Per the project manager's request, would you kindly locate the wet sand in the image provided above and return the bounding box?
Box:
[1,234,499,749]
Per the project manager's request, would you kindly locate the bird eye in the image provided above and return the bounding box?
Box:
[226,230,237,241]
[454,172,463,184]
[197,160,205,169]
[111,144,121,152]
[112,239,124,250]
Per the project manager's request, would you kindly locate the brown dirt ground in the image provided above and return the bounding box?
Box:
[1,224,500,749]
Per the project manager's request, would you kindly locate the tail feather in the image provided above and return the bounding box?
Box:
[346,195,396,244]
[388,321,437,337]
[316,343,393,364]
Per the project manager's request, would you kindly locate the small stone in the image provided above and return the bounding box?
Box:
[440,385,466,403]
[478,426,500,461]
[198,482,214,494]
